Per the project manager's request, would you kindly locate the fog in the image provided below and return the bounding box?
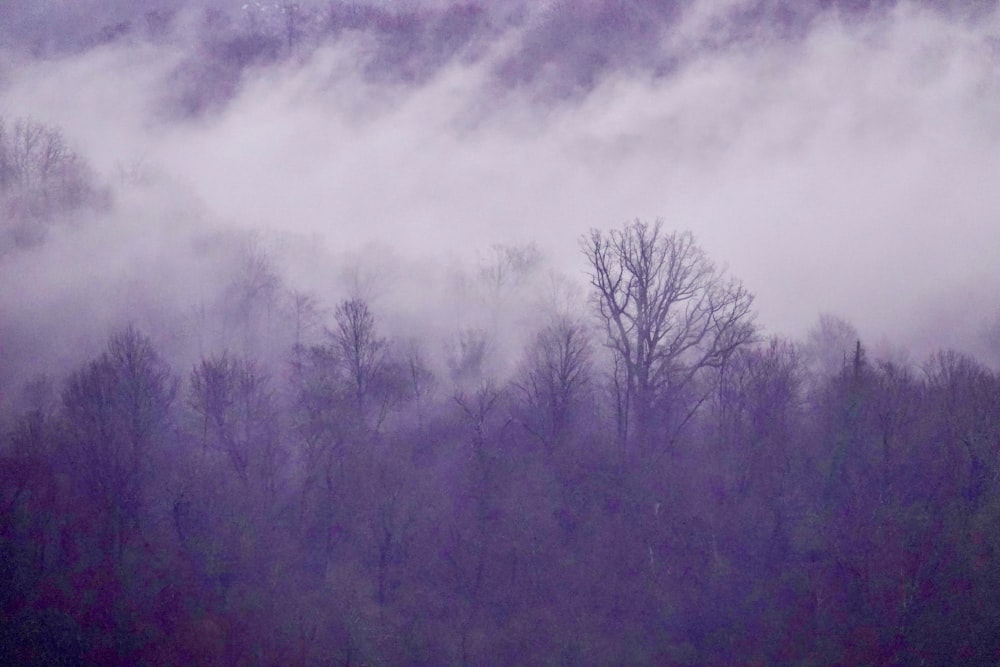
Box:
[2,1,999,370]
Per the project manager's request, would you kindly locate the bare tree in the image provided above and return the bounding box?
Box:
[802,313,860,382]
[399,338,436,429]
[447,327,491,389]
[227,234,281,355]
[582,218,755,458]
[285,288,324,390]
[61,326,176,563]
[332,298,387,427]
[1,118,87,199]
[923,349,999,506]
[715,337,802,499]
[0,116,95,249]
[189,353,279,491]
[286,289,322,352]
[515,316,592,452]
[476,242,542,293]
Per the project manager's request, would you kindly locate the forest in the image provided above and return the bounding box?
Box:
[3,1,1000,665]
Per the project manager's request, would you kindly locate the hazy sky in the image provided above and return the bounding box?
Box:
[2,0,1000,363]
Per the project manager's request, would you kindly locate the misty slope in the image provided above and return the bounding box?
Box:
[4,1,993,101]
[2,0,1000,383]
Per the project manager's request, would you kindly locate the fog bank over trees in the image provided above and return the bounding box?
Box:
[2,1,999,359]
[3,1,1000,664]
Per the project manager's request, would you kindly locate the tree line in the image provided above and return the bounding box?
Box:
[3,218,1000,665]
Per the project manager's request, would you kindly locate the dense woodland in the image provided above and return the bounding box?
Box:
[4,1,1000,665]
[3,122,1000,663]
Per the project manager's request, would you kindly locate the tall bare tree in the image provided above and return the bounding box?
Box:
[61,326,176,563]
[332,297,387,427]
[582,218,755,458]
[515,316,592,452]
[227,234,281,355]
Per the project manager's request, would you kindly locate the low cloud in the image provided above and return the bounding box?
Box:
[2,0,1000,384]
